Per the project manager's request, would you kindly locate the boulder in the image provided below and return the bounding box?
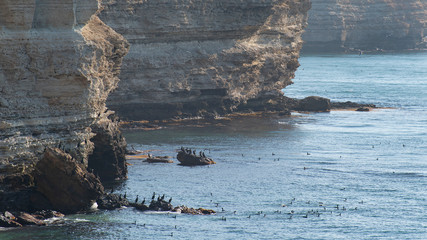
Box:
[295,96,331,112]
[148,199,173,211]
[32,148,104,214]
[97,193,129,210]
[173,206,216,215]
[177,149,216,166]
[16,212,46,226]
[0,211,22,227]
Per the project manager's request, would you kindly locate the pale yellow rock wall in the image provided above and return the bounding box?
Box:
[99,0,311,120]
[0,0,128,176]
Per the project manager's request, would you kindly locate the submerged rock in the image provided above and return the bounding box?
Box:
[331,101,376,110]
[173,206,216,215]
[143,156,174,164]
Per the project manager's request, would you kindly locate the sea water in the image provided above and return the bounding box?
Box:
[2,53,426,239]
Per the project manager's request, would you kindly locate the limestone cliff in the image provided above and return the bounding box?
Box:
[303,0,427,52]
[100,0,311,120]
[0,0,129,212]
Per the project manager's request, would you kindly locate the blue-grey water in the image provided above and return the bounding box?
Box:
[2,53,426,239]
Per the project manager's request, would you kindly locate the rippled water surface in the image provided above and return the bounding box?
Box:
[2,53,426,239]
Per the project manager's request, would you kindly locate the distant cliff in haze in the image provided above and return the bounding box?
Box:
[302,0,427,53]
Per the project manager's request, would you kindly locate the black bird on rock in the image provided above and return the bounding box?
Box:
[135,195,139,203]
[142,198,145,205]
[169,198,172,203]
[152,192,156,200]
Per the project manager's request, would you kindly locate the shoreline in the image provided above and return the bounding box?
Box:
[118,97,385,131]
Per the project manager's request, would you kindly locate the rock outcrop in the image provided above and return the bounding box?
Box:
[302,0,427,52]
[99,0,311,120]
[0,0,129,213]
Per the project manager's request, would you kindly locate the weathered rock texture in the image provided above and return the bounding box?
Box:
[33,148,104,213]
[303,0,427,52]
[100,0,311,120]
[0,0,129,212]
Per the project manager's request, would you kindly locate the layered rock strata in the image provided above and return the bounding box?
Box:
[100,0,311,120]
[0,0,129,212]
[303,0,427,52]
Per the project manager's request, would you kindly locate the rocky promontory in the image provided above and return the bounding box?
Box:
[0,0,314,220]
[303,0,427,52]
[0,0,129,213]
[100,0,311,120]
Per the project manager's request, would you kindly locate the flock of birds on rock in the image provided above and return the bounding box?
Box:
[132,192,173,205]
[179,147,207,158]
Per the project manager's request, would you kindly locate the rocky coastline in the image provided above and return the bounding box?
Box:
[119,95,377,130]
[100,0,311,121]
[0,0,129,224]
[0,0,384,229]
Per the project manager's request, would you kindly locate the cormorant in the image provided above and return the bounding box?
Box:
[119,194,122,201]
[152,192,156,200]
[193,150,196,155]
[124,192,127,199]
[168,198,172,203]
[135,195,139,203]
[202,152,206,158]
[199,151,202,156]
[142,198,145,205]
[160,194,165,201]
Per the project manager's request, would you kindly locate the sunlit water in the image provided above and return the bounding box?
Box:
[2,53,426,239]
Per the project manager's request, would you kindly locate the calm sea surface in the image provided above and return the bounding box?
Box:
[2,53,426,239]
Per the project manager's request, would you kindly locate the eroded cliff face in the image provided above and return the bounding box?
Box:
[100,0,311,120]
[0,0,129,212]
[303,0,427,52]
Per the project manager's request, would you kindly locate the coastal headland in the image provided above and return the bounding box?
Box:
[0,0,422,228]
